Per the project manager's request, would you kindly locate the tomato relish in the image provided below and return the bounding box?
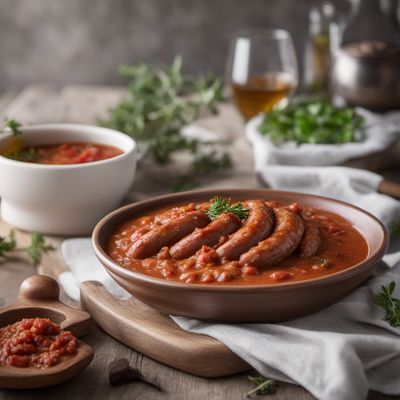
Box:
[6,142,123,165]
[0,318,78,368]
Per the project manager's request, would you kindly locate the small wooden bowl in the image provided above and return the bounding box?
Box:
[92,189,389,323]
[0,275,94,389]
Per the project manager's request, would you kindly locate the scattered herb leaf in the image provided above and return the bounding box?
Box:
[373,281,400,327]
[247,374,278,398]
[171,178,199,193]
[390,221,400,237]
[0,230,17,259]
[109,358,161,391]
[259,100,364,145]
[0,231,54,265]
[205,196,249,221]
[25,232,55,266]
[3,118,22,136]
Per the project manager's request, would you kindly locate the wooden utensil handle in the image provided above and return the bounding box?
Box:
[378,179,400,200]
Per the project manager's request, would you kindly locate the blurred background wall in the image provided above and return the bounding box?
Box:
[0,0,366,92]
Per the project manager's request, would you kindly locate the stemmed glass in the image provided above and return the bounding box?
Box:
[225,29,299,120]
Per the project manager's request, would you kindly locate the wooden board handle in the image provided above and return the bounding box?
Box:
[378,179,400,200]
[80,281,249,378]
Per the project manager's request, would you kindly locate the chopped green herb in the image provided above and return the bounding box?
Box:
[205,196,249,221]
[247,374,278,398]
[0,230,17,258]
[259,100,364,145]
[6,147,38,163]
[171,179,199,193]
[373,281,400,327]
[3,118,22,136]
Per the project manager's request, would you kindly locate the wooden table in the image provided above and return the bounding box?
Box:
[0,86,396,400]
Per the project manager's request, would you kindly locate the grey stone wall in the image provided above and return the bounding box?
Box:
[0,0,377,92]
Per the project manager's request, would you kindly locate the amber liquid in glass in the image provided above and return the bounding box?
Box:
[231,72,296,120]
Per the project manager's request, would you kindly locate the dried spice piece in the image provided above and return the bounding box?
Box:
[246,374,278,397]
[109,358,162,391]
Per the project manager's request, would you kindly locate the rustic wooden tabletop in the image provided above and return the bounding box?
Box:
[0,86,398,400]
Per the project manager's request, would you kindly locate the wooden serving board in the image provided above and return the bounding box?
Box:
[26,231,250,378]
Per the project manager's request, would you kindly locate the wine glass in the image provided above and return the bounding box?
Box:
[225,29,298,120]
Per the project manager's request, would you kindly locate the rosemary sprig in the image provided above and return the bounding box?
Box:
[3,118,22,136]
[247,374,278,398]
[0,231,55,266]
[373,281,400,327]
[205,196,249,221]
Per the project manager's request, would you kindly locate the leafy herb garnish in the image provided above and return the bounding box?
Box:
[373,281,400,327]
[247,374,278,398]
[3,118,22,136]
[259,100,364,145]
[0,231,54,266]
[205,196,249,221]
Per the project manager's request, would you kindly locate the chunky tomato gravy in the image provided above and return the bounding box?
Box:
[0,318,78,368]
[106,200,369,285]
[6,142,123,165]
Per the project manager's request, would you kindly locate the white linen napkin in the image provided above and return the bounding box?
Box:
[59,180,400,400]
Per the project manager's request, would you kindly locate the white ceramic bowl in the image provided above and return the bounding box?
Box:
[0,124,137,235]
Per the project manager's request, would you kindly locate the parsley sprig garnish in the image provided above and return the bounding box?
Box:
[205,196,249,221]
[373,281,400,327]
[390,221,400,237]
[259,100,364,145]
[246,374,278,398]
[0,230,55,266]
[3,118,22,136]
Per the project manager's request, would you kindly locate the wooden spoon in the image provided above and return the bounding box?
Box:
[0,275,94,389]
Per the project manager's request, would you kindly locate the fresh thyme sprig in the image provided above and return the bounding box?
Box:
[373,281,400,327]
[205,196,249,221]
[3,118,22,136]
[246,374,278,398]
[0,231,55,266]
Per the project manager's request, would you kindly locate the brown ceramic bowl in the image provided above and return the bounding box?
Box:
[92,189,389,323]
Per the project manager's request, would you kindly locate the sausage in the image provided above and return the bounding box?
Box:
[169,212,241,259]
[239,207,305,268]
[298,221,321,258]
[216,201,274,260]
[127,211,210,259]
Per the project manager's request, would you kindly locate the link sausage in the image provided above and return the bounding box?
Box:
[239,207,305,267]
[298,221,321,258]
[216,201,274,260]
[128,211,210,259]
[169,212,241,259]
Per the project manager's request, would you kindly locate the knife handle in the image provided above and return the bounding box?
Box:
[378,179,400,200]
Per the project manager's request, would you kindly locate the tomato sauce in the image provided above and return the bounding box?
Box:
[106,200,369,285]
[0,318,78,368]
[6,142,123,165]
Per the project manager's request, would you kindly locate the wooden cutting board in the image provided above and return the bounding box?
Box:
[29,233,250,378]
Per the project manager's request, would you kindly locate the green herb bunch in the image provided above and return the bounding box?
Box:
[0,231,55,266]
[3,118,22,136]
[259,100,364,145]
[205,196,249,221]
[102,57,228,165]
[374,281,400,327]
